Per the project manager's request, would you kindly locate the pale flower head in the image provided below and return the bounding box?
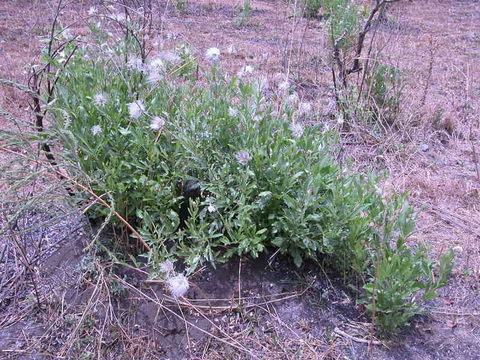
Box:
[278,80,290,92]
[285,92,300,106]
[62,110,71,127]
[157,50,181,65]
[94,92,107,106]
[88,6,97,15]
[147,69,163,84]
[207,204,217,213]
[167,274,189,298]
[153,36,164,50]
[228,107,239,117]
[61,28,72,39]
[235,150,251,165]
[127,56,144,72]
[159,260,175,274]
[150,116,165,131]
[289,122,304,139]
[237,65,254,78]
[146,58,165,84]
[128,101,145,119]
[227,44,237,54]
[112,12,126,22]
[150,58,166,70]
[205,47,221,62]
[90,124,102,136]
[298,102,312,116]
[254,76,269,92]
[324,97,337,116]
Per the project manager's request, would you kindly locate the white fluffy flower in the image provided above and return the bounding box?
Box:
[147,69,163,84]
[153,36,164,50]
[207,204,217,213]
[88,6,97,15]
[325,97,337,116]
[244,65,254,73]
[278,80,290,92]
[159,260,175,274]
[228,107,238,117]
[237,65,254,78]
[94,92,107,106]
[112,12,126,22]
[150,116,165,131]
[205,47,220,62]
[146,58,165,84]
[297,102,312,116]
[127,56,144,72]
[235,150,251,165]
[167,274,189,298]
[61,28,72,39]
[254,76,269,92]
[289,123,304,139]
[62,110,71,127]
[128,101,145,119]
[157,51,181,65]
[227,44,237,54]
[150,58,165,70]
[90,125,102,135]
[285,92,300,106]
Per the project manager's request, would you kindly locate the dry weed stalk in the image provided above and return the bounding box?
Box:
[330,0,402,124]
[419,36,439,108]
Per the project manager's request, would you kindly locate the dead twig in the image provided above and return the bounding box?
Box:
[333,327,383,346]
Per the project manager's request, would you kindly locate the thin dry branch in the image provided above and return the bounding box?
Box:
[333,327,383,346]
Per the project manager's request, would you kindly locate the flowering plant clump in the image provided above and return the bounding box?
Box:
[49,32,453,334]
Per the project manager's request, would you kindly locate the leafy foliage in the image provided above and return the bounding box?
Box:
[235,0,252,25]
[323,0,360,49]
[365,63,403,125]
[174,0,189,14]
[302,0,324,18]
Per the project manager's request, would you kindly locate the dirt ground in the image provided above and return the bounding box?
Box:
[0,0,479,359]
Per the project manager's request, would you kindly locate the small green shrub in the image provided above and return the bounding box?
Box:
[302,0,323,18]
[44,30,452,335]
[363,246,454,334]
[323,0,360,49]
[174,0,188,14]
[365,63,403,125]
[235,0,252,25]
